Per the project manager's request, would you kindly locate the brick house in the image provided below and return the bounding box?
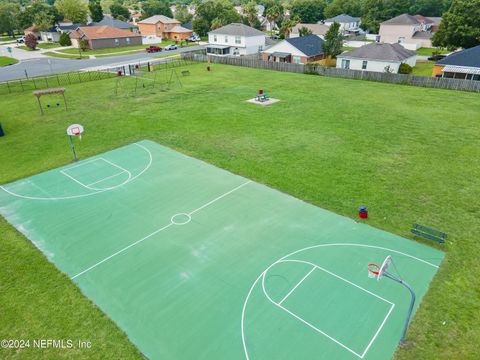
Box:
[261,35,325,64]
[137,15,192,41]
[70,26,142,50]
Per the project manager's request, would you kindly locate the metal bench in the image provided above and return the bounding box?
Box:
[255,93,269,102]
[411,224,447,244]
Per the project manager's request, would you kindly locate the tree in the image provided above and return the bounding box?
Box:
[0,3,19,37]
[17,2,62,30]
[55,0,88,23]
[142,0,173,19]
[398,63,413,74]
[290,0,326,23]
[34,12,55,31]
[59,31,72,46]
[89,0,103,22]
[280,17,299,38]
[242,1,258,27]
[110,3,129,20]
[266,4,282,32]
[324,0,362,19]
[192,17,210,36]
[174,4,193,23]
[322,22,343,58]
[409,0,445,17]
[80,39,89,51]
[432,0,480,49]
[193,0,240,33]
[299,26,313,36]
[25,33,38,50]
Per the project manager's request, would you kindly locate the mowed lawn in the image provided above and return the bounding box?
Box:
[0,63,479,360]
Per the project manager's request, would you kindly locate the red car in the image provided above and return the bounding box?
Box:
[146,46,162,53]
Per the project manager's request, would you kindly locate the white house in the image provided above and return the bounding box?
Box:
[323,14,361,35]
[336,42,417,73]
[207,23,266,56]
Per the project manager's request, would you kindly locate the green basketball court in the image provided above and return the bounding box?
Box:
[0,140,444,359]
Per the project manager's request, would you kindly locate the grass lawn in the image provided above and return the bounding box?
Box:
[0,36,18,41]
[0,56,18,67]
[37,42,61,49]
[57,41,194,56]
[16,45,40,51]
[0,64,479,359]
[412,61,435,76]
[43,51,83,59]
[416,47,450,56]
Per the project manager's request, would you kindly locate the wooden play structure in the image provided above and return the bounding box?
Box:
[33,88,67,115]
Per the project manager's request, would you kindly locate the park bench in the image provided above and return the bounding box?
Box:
[255,92,269,102]
[411,224,447,244]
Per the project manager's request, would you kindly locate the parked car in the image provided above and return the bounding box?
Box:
[146,46,162,53]
[428,54,447,61]
[187,35,200,42]
[270,34,280,40]
[16,36,25,44]
[165,44,177,50]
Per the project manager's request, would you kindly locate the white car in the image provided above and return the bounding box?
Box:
[165,44,177,51]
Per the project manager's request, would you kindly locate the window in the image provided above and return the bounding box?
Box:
[235,36,241,44]
[292,56,301,64]
[362,60,367,70]
[342,59,350,69]
[114,38,119,46]
[224,36,228,43]
[213,35,217,42]
[126,37,130,44]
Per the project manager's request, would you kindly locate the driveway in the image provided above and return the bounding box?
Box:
[0,45,204,81]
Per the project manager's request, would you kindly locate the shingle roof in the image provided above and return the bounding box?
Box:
[292,23,329,36]
[182,21,193,30]
[209,23,264,36]
[89,15,134,29]
[381,14,420,25]
[138,15,180,25]
[285,34,325,56]
[414,15,435,24]
[436,45,480,68]
[165,25,192,33]
[58,23,86,32]
[70,26,141,40]
[339,42,416,61]
[324,14,360,23]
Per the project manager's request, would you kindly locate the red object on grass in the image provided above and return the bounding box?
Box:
[358,205,368,219]
[258,89,263,94]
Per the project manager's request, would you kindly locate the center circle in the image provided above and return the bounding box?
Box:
[171,213,192,225]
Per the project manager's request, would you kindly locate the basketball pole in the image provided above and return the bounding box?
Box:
[383,272,416,344]
[68,135,77,162]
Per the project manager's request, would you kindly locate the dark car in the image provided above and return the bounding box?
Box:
[146,46,162,53]
[428,54,447,61]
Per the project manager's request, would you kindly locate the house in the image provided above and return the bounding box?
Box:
[89,15,138,32]
[137,15,192,41]
[336,42,416,73]
[290,23,330,39]
[379,13,439,48]
[57,20,86,34]
[323,14,361,35]
[69,26,142,49]
[207,23,266,56]
[24,25,41,40]
[262,34,325,64]
[40,26,61,42]
[432,46,480,80]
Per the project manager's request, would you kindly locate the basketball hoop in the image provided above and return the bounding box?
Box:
[368,263,379,278]
[66,124,84,161]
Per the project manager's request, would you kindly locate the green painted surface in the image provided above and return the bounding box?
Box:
[0,140,444,360]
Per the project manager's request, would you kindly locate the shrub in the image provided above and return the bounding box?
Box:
[24,33,38,50]
[59,32,71,46]
[79,39,89,51]
[399,63,413,74]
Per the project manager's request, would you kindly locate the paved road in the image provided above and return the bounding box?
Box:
[0,45,203,81]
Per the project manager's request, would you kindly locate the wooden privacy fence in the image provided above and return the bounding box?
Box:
[182,52,480,93]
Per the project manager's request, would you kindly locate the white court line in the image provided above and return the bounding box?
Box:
[72,180,251,279]
[278,266,316,305]
[86,171,126,186]
[241,243,442,360]
[362,302,395,358]
[0,143,152,201]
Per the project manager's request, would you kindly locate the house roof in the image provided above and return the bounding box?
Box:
[414,15,435,24]
[182,21,193,30]
[412,31,432,39]
[70,26,141,40]
[285,34,325,56]
[209,23,264,37]
[339,42,416,61]
[324,14,360,23]
[138,15,180,25]
[25,25,40,32]
[436,45,480,68]
[381,14,420,25]
[292,23,329,36]
[165,25,192,33]
[89,15,135,29]
[58,23,85,32]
